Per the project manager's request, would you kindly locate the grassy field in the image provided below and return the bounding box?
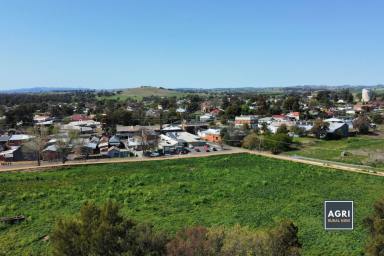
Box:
[98,86,203,100]
[285,129,384,169]
[1,154,384,255]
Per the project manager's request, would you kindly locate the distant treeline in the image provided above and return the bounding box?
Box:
[0,91,96,106]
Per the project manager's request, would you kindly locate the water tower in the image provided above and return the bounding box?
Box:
[361,88,371,103]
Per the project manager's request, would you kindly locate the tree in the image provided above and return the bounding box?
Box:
[27,126,49,166]
[283,96,300,112]
[242,133,261,150]
[310,119,329,139]
[371,113,383,125]
[263,133,293,154]
[51,200,167,256]
[316,90,332,107]
[291,125,306,137]
[56,130,79,164]
[260,122,270,135]
[364,198,384,256]
[269,221,301,256]
[353,115,370,134]
[5,104,34,127]
[276,124,289,134]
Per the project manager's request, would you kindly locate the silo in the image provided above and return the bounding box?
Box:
[362,88,371,102]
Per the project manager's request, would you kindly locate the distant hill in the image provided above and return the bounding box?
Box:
[0,87,90,94]
[103,86,197,99]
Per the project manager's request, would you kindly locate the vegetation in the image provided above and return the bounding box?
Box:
[1,154,384,255]
[286,127,384,168]
[371,113,383,125]
[364,198,384,256]
[242,132,293,154]
[52,200,300,256]
[310,119,329,139]
[97,87,199,100]
[353,114,371,134]
[167,221,300,256]
[51,200,167,256]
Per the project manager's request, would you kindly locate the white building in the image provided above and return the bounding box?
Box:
[362,88,371,103]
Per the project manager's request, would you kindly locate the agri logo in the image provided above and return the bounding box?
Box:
[324,201,353,230]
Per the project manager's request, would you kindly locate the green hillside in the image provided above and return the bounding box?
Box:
[1,154,383,255]
[99,86,197,100]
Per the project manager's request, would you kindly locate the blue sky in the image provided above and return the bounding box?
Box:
[0,0,383,89]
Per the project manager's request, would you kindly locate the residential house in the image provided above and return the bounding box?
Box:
[182,121,209,134]
[161,125,183,133]
[0,146,22,161]
[83,136,100,154]
[234,115,258,129]
[33,114,52,124]
[158,134,178,154]
[287,112,300,121]
[8,134,34,146]
[61,120,101,134]
[166,131,206,147]
[109,135,122,147]
[326,123,349,139]
[0,135,10,147]
[107,146,129,158]
[209,108,222,117]
[71,114,92,122]
[198,129,221,143]
[98,136,109,154]
[116,125,161,139]
[200,113,214,122]
[42,144,59,161]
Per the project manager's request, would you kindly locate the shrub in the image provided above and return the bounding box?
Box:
[364,198,384,256]
[371,113,383,125]
[242,133,261,150]
[166,226,215,256]
[167,221,301,256]
[51,200,168,256]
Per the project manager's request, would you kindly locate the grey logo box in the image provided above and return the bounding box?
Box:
[324,201,353,230]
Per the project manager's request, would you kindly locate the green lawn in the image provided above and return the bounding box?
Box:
[1,154,384,255]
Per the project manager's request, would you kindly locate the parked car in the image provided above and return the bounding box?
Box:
[150,152,160,157]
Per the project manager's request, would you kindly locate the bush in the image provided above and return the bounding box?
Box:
[167,221,301,256]
[364,198,384,256]
[51,200,168,256]
[371,113,383,125]
[166,226,215,256]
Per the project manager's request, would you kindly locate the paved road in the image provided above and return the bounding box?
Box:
[0,147,383,177]
[0,147,248,173]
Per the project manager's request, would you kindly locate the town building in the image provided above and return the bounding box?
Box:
[234,115,258,129]
[198,129,221,143]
